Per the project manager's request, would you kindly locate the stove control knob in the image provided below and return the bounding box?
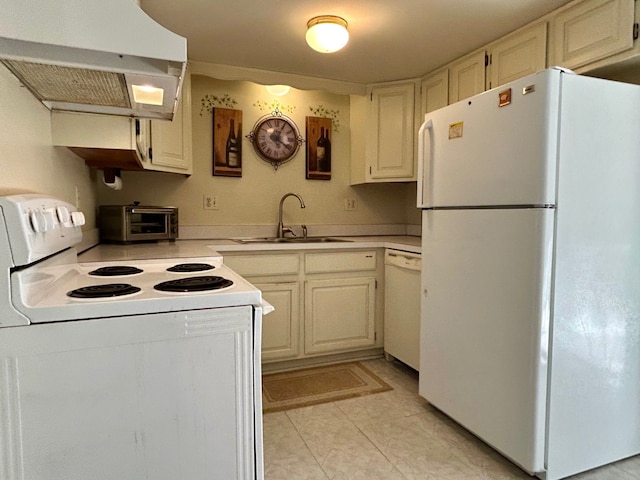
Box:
[42,210,56,231]
[71,211,86,227]
[29,210,47,233]
[56,206,71,225]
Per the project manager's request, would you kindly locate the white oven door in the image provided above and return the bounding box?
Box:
[0,306,256,480]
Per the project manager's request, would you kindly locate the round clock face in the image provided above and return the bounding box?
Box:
[253,116,300,162]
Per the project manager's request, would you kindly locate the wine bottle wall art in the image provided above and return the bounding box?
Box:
[305,116,332,180]
[212,107,243,177]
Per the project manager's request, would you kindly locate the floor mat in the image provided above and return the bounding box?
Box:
[262,361,393,413]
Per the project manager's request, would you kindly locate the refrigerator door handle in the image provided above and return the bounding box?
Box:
[417,119,433,208]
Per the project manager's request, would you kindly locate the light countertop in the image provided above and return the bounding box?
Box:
[77,236,421,263]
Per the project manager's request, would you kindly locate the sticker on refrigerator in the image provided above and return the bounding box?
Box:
[448,122,463,139]
[498,88,511,107]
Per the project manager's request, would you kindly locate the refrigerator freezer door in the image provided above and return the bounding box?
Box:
[419,207,554,474]
[418,69,561,209]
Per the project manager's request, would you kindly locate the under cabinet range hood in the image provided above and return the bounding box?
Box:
[0,0,187,120]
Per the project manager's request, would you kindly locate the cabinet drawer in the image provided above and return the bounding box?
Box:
[305,251,376,273]
[223,253,300,276]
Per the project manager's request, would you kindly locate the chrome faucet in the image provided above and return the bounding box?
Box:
[277,193,306,238]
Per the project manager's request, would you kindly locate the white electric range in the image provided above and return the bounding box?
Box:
[0,193,266,480]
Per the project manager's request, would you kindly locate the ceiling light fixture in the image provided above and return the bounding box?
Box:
[265,85,291,96]
[305,15,349,53]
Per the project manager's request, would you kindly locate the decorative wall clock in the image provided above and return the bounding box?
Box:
[247,109,304,170]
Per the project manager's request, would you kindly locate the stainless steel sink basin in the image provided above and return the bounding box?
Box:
[231,237,352,244]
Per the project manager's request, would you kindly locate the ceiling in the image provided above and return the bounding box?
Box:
[140,0,574,86]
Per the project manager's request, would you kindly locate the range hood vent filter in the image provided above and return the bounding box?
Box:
[4,61,130,108]
[0,0,187,120]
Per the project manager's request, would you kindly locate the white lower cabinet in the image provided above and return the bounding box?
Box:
[303,250,379,356]
[222,253,301,364]
[223,249,383,367]
[253,281,300,361]
[304,277,376,354]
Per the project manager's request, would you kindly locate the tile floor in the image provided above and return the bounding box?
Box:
[262,358,640,480]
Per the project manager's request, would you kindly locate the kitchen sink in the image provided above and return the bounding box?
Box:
[231,237,352,244]
[282,237,352,243]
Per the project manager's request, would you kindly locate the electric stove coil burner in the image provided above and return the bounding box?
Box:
[166,263,215,273]
[67,283,142,299]
[154,276,233,293]
[89,266,144,276]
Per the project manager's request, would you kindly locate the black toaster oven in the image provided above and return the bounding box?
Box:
[98,205,178,243]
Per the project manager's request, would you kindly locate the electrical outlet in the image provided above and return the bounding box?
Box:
[203,194,219,210]
[344,198,356,211]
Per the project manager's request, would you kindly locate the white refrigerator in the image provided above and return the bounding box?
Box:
[417,68,640,480]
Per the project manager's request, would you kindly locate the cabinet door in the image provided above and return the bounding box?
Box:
[254,281,300,362]
[304,277,376,354]
[549,0,635,70]
[369,82,416,181]
[448,50,487,102]
[421,69,449,116]
[488,23,547,90]
[148,71,193,174]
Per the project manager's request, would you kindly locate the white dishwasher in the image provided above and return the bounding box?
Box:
[384,249,421,370]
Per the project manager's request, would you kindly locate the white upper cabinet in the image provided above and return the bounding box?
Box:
[356,0,637,184]
[448,50,487,103]
[351,80,418,184]
[447,23,547,102]
[420,69,449,117]
[142,69,193,174]
[51,69,193,175]
[549,0,635,70]
[368,81,417,181]
[418,0,637,110]
[487,22,548,90]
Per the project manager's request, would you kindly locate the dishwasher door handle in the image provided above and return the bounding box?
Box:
[385,250,422,271]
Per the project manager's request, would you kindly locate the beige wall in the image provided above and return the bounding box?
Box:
[405,186,421,226]
[0,65,97,229]
[98,76,419,232]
